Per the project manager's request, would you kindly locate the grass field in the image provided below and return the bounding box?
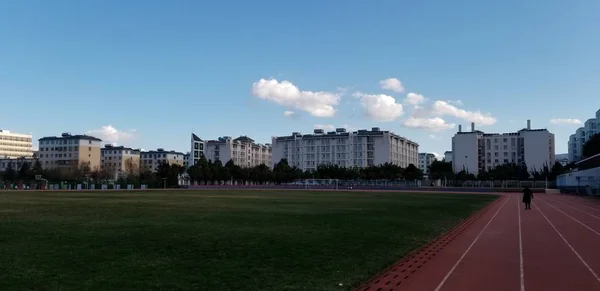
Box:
[0,190,497,291]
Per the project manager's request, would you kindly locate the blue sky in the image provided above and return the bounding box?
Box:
[1,0,599,156]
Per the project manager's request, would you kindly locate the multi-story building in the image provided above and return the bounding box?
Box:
[38,133,102,170]
[452,120,555,175]
[190,133,205,165]
[0,156,38,172]
[183,152,192,168]
[140,149,185,172]
[585,118,597,141]
[204,136,272,168]
[444,151,453,163]
[567,109,600,163]
[419,153,436,174]
[100,144,141,179]
[555,153,569,166]
[271,127,419,171]
[0,130,34,159]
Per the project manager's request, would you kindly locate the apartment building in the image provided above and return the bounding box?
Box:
[0,130,34,159]
[140,149,185,172]
[204,136,272,168]
[444,151,453,163]
[190,133,205,165]
[452,120,555,175]
[100,144,141,179]
[271,127,419,171]
[567,108,600,162]
[419,153,436,174]
[0,157,38,172]
[568,117,599,163]
[38,133,102,169]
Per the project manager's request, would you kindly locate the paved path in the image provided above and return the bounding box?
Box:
[357,193,600,291]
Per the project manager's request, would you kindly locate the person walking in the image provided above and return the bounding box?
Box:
[522,186,534,210]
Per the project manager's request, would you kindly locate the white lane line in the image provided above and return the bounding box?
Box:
[540,198,600,238]
[546,198,600,221]
[434,196,511,291]
[518,197,525,291]
[534,202,600,284]
[554,196,600,213]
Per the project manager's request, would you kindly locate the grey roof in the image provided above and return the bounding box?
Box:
[234,136,255,143]
[191,133,203,142]
[39,134,102,142]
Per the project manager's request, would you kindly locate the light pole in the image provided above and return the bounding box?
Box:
[465,155,468,174]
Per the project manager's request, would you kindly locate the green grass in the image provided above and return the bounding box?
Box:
[0,190,497,291]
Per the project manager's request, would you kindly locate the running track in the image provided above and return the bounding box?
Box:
[357,193,600,291]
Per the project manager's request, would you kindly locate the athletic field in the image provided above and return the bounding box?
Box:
[0,190,496,291]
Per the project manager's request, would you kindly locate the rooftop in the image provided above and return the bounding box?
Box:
[141,148,185,156]
[39,133,101,142]
[273,127,418,145]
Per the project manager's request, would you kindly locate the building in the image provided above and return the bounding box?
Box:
[567,109,600,163]
[183,152,192,168]
[419,153,436,174]
[190,133,205,165]
[0,130,34,159]
[0,157,38,172]
[204,136,272,168]
[38,133,102,170]
[100,144,141,179]
[271,127,419,171]
[452,120,555,175]
[140,149,185,172]
[444,151,453,163]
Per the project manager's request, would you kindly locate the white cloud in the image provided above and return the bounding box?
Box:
[429,134,441,140]
[550,118,583,125]
[404,92,426,105]
[283,110,295,117]
[431,152,443,160]
[403,117,456,132]
[353,92,404,122]
[251,78,341,118]
[431,100,497,125]
[379,78,405,93]
[447,100,463,106]
[87,125,135,144]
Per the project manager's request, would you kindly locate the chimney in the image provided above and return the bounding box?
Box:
[527,119,531,130]
[471,122,475,132]
[458,125,462,132]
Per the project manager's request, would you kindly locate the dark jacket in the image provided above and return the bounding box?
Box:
[522,188,533,203]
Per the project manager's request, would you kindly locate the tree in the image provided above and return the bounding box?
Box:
[428,160,454,181]
[583,133,600,158]
[18,161,32,181]
[2,162,16,182]
[404,164,423,181]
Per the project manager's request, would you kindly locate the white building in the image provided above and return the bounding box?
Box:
[419,153,436,174]
[444,151,453,163]
[0,130,34,159]
[567,109,600,163]
[452,120,555,175]
[271,127,419,171]
[190,133,205,165]
[204,136,272,168]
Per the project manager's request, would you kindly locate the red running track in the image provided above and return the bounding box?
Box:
[357,193,600,291]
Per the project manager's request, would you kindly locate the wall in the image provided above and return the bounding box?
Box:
[452,133,480,174]
[521,130,554,172]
